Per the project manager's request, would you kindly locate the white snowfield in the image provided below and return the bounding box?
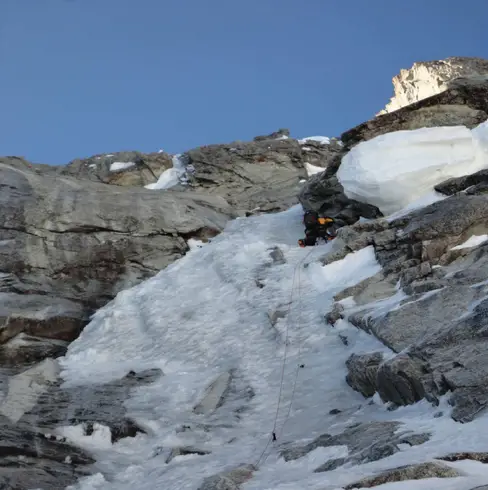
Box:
[61,204,488,490]
[59,125,488,490]
[338,121,488,215]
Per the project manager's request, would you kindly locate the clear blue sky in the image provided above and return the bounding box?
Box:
[1,0,488,165]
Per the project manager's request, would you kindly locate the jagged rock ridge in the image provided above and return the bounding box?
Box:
[378,56,488,115]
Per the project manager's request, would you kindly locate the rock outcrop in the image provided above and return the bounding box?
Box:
[183,135,338,214]
[378,57,488,114]
[0,159,233,354]
[331,188,488,422]
[298,153,383,223]
[280,421,430,472]
[342,76,488,148]
[60,151,173,187]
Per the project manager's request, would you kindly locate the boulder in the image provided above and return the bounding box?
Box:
[345,352,384,397]
[344,462,461,489]
[198,464,256,490]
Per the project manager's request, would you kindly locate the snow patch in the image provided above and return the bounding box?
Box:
[304,162,325,177]
[298,136,330,145]
[58,423,113,451]
[187,238,205,251]
[451,234,488,250]
[110,161,136,172]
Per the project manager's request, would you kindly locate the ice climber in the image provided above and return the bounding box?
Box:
[298,211,343,247]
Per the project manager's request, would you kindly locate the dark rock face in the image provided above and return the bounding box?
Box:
[280,421,430,473]
[342,77,488,148]
[298,170,383,224]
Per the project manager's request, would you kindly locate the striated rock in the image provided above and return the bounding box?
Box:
[344,462,461,489]
[345,352,384,397]
[281,421,430,473]
[376,354,429,406]
[379,56,488,114]
[198,464,256,490]
[342,75,488,148]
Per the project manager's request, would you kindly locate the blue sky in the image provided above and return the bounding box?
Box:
[1,0,487,165]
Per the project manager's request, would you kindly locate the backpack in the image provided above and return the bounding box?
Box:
[303,211,319,227]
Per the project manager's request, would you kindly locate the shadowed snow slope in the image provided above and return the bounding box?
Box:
[338,122,488,215]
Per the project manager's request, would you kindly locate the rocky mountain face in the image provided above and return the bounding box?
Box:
[378,56,488,115]
[3,58,488,489]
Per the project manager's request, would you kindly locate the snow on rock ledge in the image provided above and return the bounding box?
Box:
[337,122,488,216]
[378,57,488,115]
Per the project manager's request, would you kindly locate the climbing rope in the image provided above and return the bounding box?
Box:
[255,246,316,468]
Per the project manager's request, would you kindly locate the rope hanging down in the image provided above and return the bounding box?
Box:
[255,247,315,468]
